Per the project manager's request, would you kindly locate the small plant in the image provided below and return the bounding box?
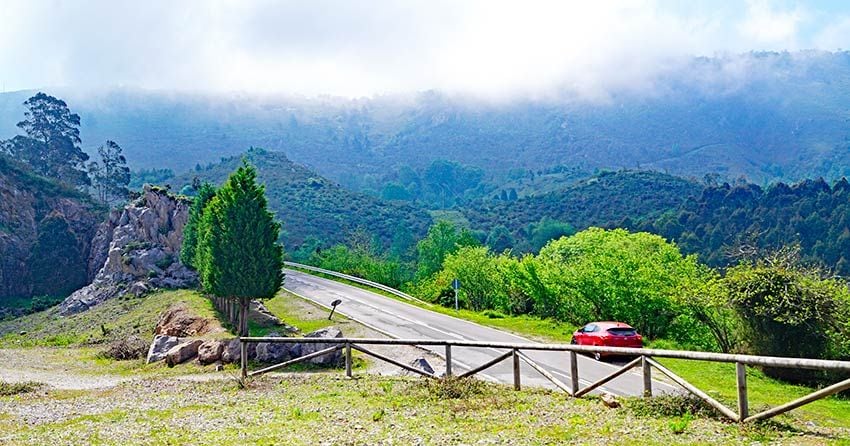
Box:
[668,412,693,434]
[482,309,506,319]
[421,376,485,400]
[371,408,385,422]
[0,381,44,396]
[379,381,393,394]
[100,335,148,360]
[155,255,175,270]
[626,394,718,419]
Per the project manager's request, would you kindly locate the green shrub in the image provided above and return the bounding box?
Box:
[0,381,43,396]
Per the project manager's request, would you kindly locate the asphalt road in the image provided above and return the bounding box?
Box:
[284,269,679,396]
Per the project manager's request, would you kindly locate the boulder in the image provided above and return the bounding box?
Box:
[601,393,620,409]
[155,303,223,337]
[220,338,256,363]
[197,340,225,365]
[165,339,203,367]
[298,326,344,366]
[255,332,293,364]
[249,300,283,327]
[146,334,180,364]
[409,357,436,375]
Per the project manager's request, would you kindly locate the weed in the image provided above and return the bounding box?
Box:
[420,376,485,400]
[372,408,385,421]
[482,309,506,319]
[0,381,44,396]
[668,412,693,434]
[379,381,393,394]
[627,394,720,419]
[100,335,148,360]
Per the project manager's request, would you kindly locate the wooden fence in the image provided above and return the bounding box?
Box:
[239,337,850,423]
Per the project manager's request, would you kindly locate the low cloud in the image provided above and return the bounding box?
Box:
[1,0,849,100]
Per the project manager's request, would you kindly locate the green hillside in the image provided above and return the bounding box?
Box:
[169,148,432,253]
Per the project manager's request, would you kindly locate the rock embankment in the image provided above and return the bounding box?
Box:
[60,186,197,315]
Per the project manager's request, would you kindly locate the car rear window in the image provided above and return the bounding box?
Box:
[607,327,637,336]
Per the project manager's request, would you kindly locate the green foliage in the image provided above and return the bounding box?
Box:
[415,220,480,280]
[180,182,217,269]
[29,295,65,313]
[5,92,90,186]
[536,228,708,339]
[129,168,175,189]
[0,381,43,396]
[721,247,850,382]
[26,215,88,299]
[88,140,131,206]
[196,161,284,304]
[310,245,411,289]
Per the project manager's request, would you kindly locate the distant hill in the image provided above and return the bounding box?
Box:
[168,149,432,253]
[462,170,703,248]
[3,51,850,188]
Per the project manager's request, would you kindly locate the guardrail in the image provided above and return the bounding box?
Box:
[284,261,428,305]
[239,337,850,423]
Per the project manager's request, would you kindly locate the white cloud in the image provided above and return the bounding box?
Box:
[0,0,847,99]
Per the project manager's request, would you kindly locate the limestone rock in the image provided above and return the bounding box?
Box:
[155,303,223,337]
[249,300,283,327]
[601,392,620,408]
[60,186,196,315]
[255,332,293,364]
[146,334,180,364]
[409,357,436,375]
[197,340,225,365]
[165,339,203,367]
[298,326,344,366]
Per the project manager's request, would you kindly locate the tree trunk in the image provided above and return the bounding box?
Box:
[239,298,250,337]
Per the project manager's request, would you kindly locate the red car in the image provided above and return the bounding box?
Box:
[570,321,643,361]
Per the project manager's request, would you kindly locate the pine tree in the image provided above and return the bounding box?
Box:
[195,161,283,337]
[180,182,217,269]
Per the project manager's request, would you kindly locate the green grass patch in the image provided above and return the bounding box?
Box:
[2,375,842,445]
[0,289,220,347]
[657,358,850,429]
[0,381,43,396]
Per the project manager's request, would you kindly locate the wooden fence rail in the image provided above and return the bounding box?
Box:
[239,336,850,423]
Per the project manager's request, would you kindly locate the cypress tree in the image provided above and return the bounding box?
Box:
[196,161,284,337]
[180,182,217,269]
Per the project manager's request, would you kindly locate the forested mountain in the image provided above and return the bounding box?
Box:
[3,51,850,189]
[169,148,431,253]
[462,170,703,251]
[641,178,850,274]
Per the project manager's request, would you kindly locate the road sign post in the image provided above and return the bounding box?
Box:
[451,278,460,311]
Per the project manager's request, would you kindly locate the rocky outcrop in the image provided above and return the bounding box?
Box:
[60,186,197,315]
[252,326,344,365]
[0,156,102,301]
[154,303,224,337]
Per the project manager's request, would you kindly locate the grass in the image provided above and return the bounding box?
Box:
[249,289,339,336]
[0,381,43,396]
[291,267,850,430]
[2,374,842,445]
[0,289,220,347]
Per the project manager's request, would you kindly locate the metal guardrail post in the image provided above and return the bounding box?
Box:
[512,348,521,391]
[345,342,352,378]
[569,351,579,396]
[642,356,652,397]
[736,362,748,421]
[445,344,452,377]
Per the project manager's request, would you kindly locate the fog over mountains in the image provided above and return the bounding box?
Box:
[2,51,850,185]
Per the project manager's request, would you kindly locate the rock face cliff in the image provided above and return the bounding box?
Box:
[0,156,103,303]
[60,186,197,315]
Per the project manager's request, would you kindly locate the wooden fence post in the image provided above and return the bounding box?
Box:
[642,356,652,397]
[445,344,452,377]
[569,351,579,396]
[345,342,352,378]
[240,339,247,379]
[512,349,521,390]
[736,362,748,421]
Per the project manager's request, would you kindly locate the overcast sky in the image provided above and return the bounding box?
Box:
[2,0,850,99]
